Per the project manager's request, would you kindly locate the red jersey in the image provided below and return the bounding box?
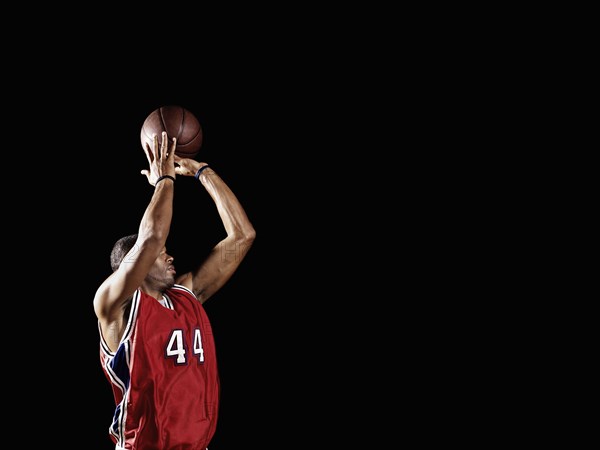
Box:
[99,284,219,450]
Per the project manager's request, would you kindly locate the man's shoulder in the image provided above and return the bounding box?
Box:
[167,284,196,299]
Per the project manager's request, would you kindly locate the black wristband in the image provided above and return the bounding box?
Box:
[155,175,175,186]
[194,165,210,180]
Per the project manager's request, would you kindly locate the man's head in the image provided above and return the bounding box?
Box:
[110,233,176,292]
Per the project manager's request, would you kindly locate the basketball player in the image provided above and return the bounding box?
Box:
[93,132,256,450]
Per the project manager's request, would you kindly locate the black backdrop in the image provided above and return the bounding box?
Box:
[21,81,328,449]
[4,24,481,449]
[10,69,378,448]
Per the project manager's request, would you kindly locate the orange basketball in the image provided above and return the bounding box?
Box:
[140,105,203,159]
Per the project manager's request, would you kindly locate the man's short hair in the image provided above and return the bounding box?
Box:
[110,234,138,272]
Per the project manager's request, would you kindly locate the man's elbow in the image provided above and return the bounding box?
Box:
[245,225,256,243]
[238,226,256,253]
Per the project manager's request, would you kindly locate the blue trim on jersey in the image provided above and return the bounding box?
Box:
[100,290,143,448]
[109,342,131,389]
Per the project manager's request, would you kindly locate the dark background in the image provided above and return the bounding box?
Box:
[6,26,517,446]
[5,60,387,447]
[0,16,411,445]
[16,79,350,448]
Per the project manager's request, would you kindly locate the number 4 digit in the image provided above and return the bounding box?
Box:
[193,327,205,363]
[166,329,187,364]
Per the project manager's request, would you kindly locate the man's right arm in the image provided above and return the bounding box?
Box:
[93,133,176,352]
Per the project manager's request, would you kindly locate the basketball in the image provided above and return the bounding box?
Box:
[140,105,203,159]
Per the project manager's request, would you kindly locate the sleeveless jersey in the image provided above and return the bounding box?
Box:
[99,284,219,450]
